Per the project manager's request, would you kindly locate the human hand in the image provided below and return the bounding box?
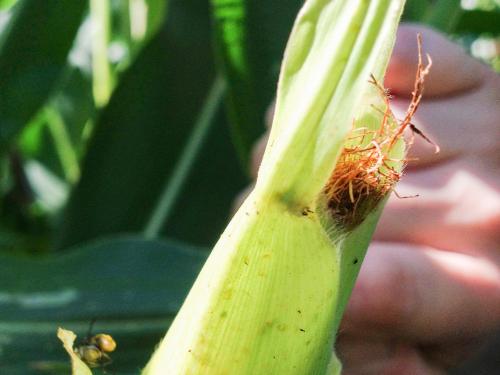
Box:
[337,24,500,374]
[242,23,500,374]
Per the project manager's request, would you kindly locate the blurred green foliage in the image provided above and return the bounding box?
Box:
[0,0,498,373]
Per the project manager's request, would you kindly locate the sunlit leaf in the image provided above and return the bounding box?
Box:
[0,0,17,10]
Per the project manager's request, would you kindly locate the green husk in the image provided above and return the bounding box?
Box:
[143,0,406,374]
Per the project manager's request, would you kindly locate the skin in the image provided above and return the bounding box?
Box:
[244,24,500,374]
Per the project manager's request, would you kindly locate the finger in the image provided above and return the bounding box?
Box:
[374,161,500,253]
[386,23,488,97]
[385,24,500,166]
[341,242,500,342]
[391,74,500,165]
[338,340,446,375]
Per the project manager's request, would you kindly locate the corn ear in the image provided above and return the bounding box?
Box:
[143,0,406,374]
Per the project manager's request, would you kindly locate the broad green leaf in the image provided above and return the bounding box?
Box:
[0,0,86,149]
[0,236,207,374]
[57,0,247,250]
[157,106,247,245]
[143,75,227,238]
[0,236,206,321]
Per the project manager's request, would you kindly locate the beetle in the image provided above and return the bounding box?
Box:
[74,320,116,369]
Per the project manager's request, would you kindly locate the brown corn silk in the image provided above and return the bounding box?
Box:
[323,36,435,229]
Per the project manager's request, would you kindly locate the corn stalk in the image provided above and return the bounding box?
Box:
[142,0,407,374]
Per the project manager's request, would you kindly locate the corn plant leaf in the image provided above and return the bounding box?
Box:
[259,0,406,201]
[143,1,406,373]
[17,67,94,183]
[56,0,247,249]
[0,0,86,149]
[0,236,206,321]
[0,236,207,374]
